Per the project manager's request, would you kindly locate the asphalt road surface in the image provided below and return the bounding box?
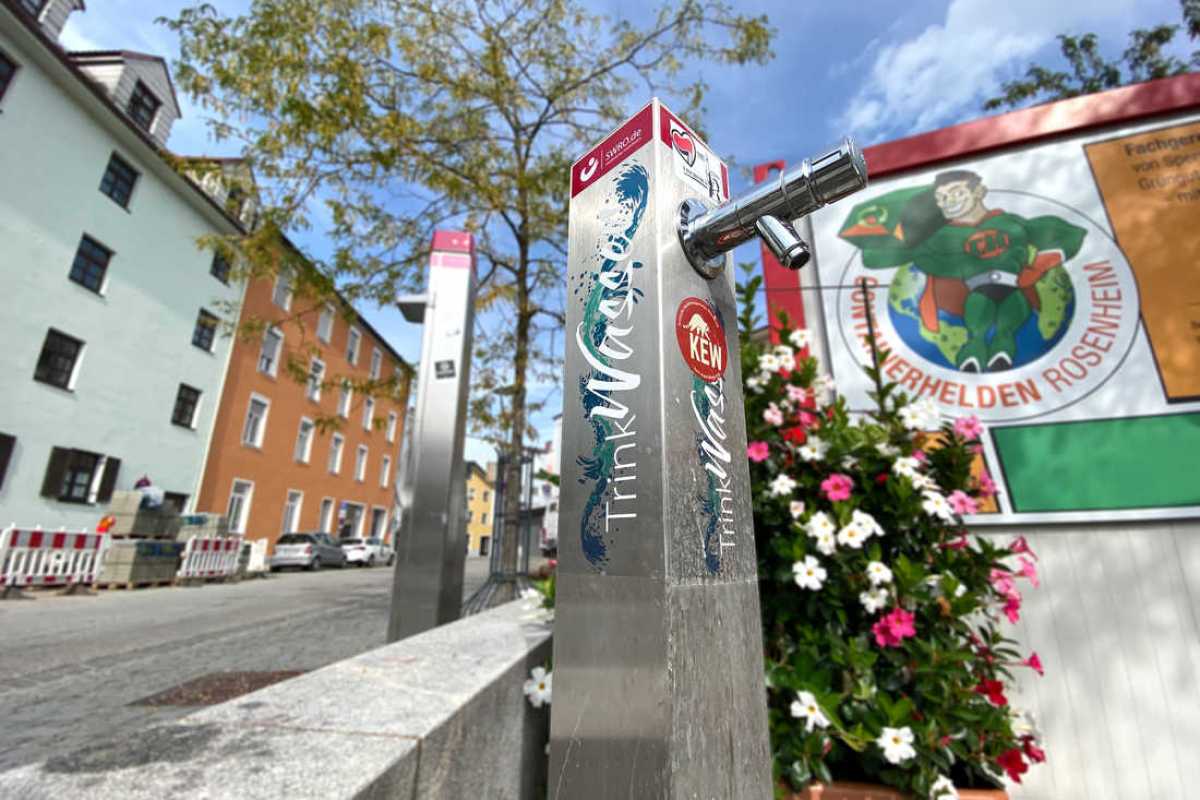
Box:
[0,556,492,772]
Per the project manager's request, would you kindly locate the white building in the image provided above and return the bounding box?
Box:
[531,414,562,553]
[0,0,245,529]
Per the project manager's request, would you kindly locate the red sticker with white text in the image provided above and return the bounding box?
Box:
[675,298,727,382]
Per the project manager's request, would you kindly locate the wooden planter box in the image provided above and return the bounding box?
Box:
[793,782,1007,800]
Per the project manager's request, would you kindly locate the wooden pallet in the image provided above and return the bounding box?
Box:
[95,579,176,591]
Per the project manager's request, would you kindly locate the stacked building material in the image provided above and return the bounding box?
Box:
[105,492,182,539]
[95,539,184,588]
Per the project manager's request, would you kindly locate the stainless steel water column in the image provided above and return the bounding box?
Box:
[387,231,477,642]
[549,100,866,798]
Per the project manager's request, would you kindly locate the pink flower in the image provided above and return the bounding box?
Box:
[871,607,917,648]
[947,490,979,515]
[1022,736,1046,763]
[912,449,928,463]
[974,678,1008,707]
[1022,652,1044,676]
[943,532,970,550]
[1016,556,1039,587]
[1009,535,1037,560]
[1002,590,1022,623]
[954,415,983,440]
[799,411,820,429]
[746,441,769,463]
[977,472,998,499]
[786,384,807,404]
[820,473,854,502]
[990,568,1016,596]
[972,444,985,455]
[763,403,784,426]
[998,748,1028,784]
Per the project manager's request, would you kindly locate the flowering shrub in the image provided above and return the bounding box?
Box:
[737,277,1044,798]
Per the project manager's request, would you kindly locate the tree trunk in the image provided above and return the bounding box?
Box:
[497,267,532,600]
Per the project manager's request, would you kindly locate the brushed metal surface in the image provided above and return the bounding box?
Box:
[387,239,476,642]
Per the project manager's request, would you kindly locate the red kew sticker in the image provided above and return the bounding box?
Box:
[675,298,727,382]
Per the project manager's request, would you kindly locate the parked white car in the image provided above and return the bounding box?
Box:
[340,537,393,567]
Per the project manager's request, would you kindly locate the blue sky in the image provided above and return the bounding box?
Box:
[60,0,1189,463]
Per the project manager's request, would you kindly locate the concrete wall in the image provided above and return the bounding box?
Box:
[990,520,1200,800]
[0,16,242,529]
[0,600,553,800]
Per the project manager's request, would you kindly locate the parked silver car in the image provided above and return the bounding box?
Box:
[270,533,348,571]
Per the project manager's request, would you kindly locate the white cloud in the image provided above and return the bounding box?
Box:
[834,0,1152,141]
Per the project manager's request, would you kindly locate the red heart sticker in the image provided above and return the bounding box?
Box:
[671,128,697,167]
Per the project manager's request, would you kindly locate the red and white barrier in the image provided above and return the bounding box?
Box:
[177,535,243,580]
[0,525,110,591]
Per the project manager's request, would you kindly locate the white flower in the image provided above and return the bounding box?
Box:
[922,490,955,522]
[851,509,883,538]
[1011,709,1042,739]
[520,587,541,601]
[792,556,827,590]
[931,775,959,800]
[769,474,797,497]
[840,455,858,470]
[812,374,836,395]
[758,353,780,373]
[788,328,813,349]
[805,511,835,540]
[866,561,893,586]
[773,344,794,360]
[900,398,941,430]
[892,456,920,478]
[875,441,900,457]
[813,528,837,556]
[745,375,763,393]
[859,586,889,613]
[836,521,868,549]
[523,667,552,708]
[877,726,917,764]
[910,473,940,492]
[789,501,807,520]
[789,690,830,732]
[778,352,796,372]
[799,437,830,462]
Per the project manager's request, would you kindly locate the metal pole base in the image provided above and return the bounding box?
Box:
[461,572,533,616]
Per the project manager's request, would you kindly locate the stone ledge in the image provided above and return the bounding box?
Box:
[0,600,552,799]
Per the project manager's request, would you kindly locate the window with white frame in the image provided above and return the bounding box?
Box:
[307,358,325,402]
[328,433,344,474]
[226,479,253,534]
[346,327,361,364]
[370,348,382,379]
[241,395,269,447]
[295,418,315,463]
[355,445,368,482]
[317,302,335,343]
[386,411,398,443]
[282,490,303,533]
[272,271,293,310]
[338,381,352,418]
[380,455,391,488]
[258,327,283,377]
[319,497,335,532]
[363,397,375,431]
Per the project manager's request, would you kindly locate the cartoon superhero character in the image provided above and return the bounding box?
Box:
[839,170,1086,372]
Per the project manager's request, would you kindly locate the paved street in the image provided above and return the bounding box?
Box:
[0,556,492,772]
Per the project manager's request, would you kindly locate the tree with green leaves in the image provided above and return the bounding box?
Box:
[162,0,773,594]
[984,0,1199,110]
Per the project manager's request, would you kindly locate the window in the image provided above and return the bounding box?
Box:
[241,395,269,447]
[481,512,487,525]
[258,327,283,377]
[99,153,138,208]
[392,366,405,399]
[318,303,335,343]
[468,487,476,501]
[467,510,473,523]
[346,327,361,364]
[295,418,315,463]
[307,358,325,402]
[17,0,45,18]
[69,235,112,294]
[272,271,292,310]
[192,309,218,352]
[0,50,16,104]
[319,498,335,533]
[386,412,398,443]
[126,80,161,132]
[226,186,247,218]
[171,384,201,428]
[370,348,382,379]
[363,397,375,430]
[483,490,490,503]
[40,447,119,504]
[355,445,368,482]
[380,455,391,488]
[0,432,15,492]
[34,329,83,390]
[282,490,303,534]
[328,434,344,474]
[338,381,353,418]
[210,252,231,284]
[226,479,253,534]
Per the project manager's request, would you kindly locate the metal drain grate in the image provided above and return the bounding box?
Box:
[130,671,305,707]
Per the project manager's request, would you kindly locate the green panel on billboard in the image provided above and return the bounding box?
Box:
[993,413,1200,512]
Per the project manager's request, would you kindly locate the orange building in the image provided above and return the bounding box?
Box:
[195,273,410,552]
